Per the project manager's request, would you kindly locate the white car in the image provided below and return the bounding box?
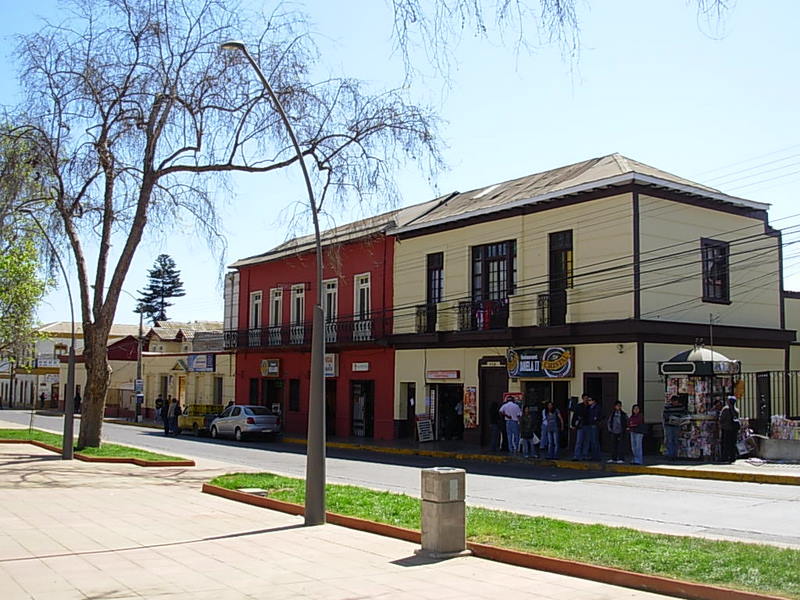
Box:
[209,405,281,441]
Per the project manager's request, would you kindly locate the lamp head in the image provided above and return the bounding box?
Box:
[220,40,246,52]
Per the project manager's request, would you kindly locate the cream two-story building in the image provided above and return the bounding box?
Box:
[389,154,794,447]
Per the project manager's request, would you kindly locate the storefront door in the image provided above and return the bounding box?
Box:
[351,380,374,438]
[261,379,283,414]
[583,372,619,450]
[479,367,508,447]
[433,383,464,440]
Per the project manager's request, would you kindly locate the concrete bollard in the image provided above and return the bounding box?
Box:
[417,466,471,558]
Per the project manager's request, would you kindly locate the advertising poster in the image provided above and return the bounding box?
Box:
[463,386,478,429]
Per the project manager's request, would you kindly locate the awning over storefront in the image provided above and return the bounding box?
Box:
[659,346,740,376]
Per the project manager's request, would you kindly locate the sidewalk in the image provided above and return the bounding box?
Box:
[105,416,800,486]
[0,444,675,600]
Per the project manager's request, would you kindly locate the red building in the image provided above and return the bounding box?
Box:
[224,204,435,440]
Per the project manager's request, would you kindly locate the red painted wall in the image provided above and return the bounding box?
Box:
[233,233,398,440]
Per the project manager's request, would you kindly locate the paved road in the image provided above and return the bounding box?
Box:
[3,410,799,548]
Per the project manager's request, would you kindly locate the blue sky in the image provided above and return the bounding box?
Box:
[3,1,800,325]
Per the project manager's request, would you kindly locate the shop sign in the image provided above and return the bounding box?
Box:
[352,362,370,372]
[426,370,460,380]
[325,354,339,377]
[506,347,574,379]
[187,354,216,372]
[260,358,280,377]
[463,386,478,429]
[43,374,59,384]
[416,417,434,442]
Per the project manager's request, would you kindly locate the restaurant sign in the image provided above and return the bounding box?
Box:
[506,347,575,379]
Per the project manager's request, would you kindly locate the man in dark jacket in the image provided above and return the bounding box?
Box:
[583,396,602,461]
[606,401,629,463]
[571,395,588,460]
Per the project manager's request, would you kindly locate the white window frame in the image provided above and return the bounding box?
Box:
[354,273,371,320]
[324,279,338,322]
[291,284,306,325]
[249,291,262,329]
[269,288,283,327]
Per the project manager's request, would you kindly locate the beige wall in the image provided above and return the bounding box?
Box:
[393,194,635,333]
[638,195,782,329]
[142,353,236,412]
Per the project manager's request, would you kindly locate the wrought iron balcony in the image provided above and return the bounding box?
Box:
[224,312,389,350]
[457,299,509,331]
[415,304,437,333]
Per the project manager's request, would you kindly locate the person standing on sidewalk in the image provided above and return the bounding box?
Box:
[571,395,587,460]
[499,396,522,454]
[583,396,602,461]
[606,401,628,463]
[627,404,646,465]
[520,406,538,458]
[164,397,174,436]
[541,401,563,459]
[718,396,741,463]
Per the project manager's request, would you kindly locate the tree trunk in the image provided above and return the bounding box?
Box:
[77,320,113,448]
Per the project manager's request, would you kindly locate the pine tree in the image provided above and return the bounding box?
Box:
[137,254,186,324]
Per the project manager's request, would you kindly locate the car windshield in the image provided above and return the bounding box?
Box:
[245,406,271,416]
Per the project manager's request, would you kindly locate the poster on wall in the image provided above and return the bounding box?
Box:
[506,347,574,379]
[260,358,280,377]
[187,354,216,372]
[463,386,478,429]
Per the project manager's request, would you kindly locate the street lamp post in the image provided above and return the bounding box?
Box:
[22,210,76,460]
[220,40,326,526]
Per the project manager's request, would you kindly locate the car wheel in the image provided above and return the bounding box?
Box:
[192,423,200,437]
[234,427,243,442]
[210,426,218,439]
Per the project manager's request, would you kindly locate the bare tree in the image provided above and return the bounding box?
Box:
[13,0,442,447]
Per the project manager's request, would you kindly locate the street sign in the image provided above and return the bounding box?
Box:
[134,379,143,393]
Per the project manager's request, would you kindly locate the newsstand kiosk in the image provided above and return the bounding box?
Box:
[659,345,741,459]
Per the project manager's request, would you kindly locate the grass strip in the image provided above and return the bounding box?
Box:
[210,472,799,599]
[0,428,186,462]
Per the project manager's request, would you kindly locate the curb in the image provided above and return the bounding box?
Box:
[281,437,799,486]
[0,439,195,467]
[201,484,784,600]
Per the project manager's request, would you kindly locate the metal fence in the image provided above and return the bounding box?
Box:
[740,371,800,420]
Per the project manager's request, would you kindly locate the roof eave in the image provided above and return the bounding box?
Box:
[390,173,770,236]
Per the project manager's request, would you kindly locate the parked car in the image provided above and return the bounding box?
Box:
[209,405,281,441]
[177,404,221,436]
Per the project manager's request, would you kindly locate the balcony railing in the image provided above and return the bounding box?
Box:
[457,299,509,331]
[415,304,437,333]
[225,313,388,350]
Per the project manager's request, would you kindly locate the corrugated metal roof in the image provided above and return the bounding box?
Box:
[393,153,769,234]
[38,322,141,337]
[229,196,450,269]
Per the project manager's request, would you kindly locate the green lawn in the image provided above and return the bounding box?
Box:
[0,428,187,462]
[210,472,799,599]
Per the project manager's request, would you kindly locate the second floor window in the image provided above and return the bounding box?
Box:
[355,274,371,319]
[549,230,574,290]
[269,288,283,327]
[472,240,516,301]
[702,239,730,303]
[249,291,262,329]
[427,252,444,305]
[324,280,338,322]
[291,284,305,325]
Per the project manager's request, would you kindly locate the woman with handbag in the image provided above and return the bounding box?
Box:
[541,402,563,459]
